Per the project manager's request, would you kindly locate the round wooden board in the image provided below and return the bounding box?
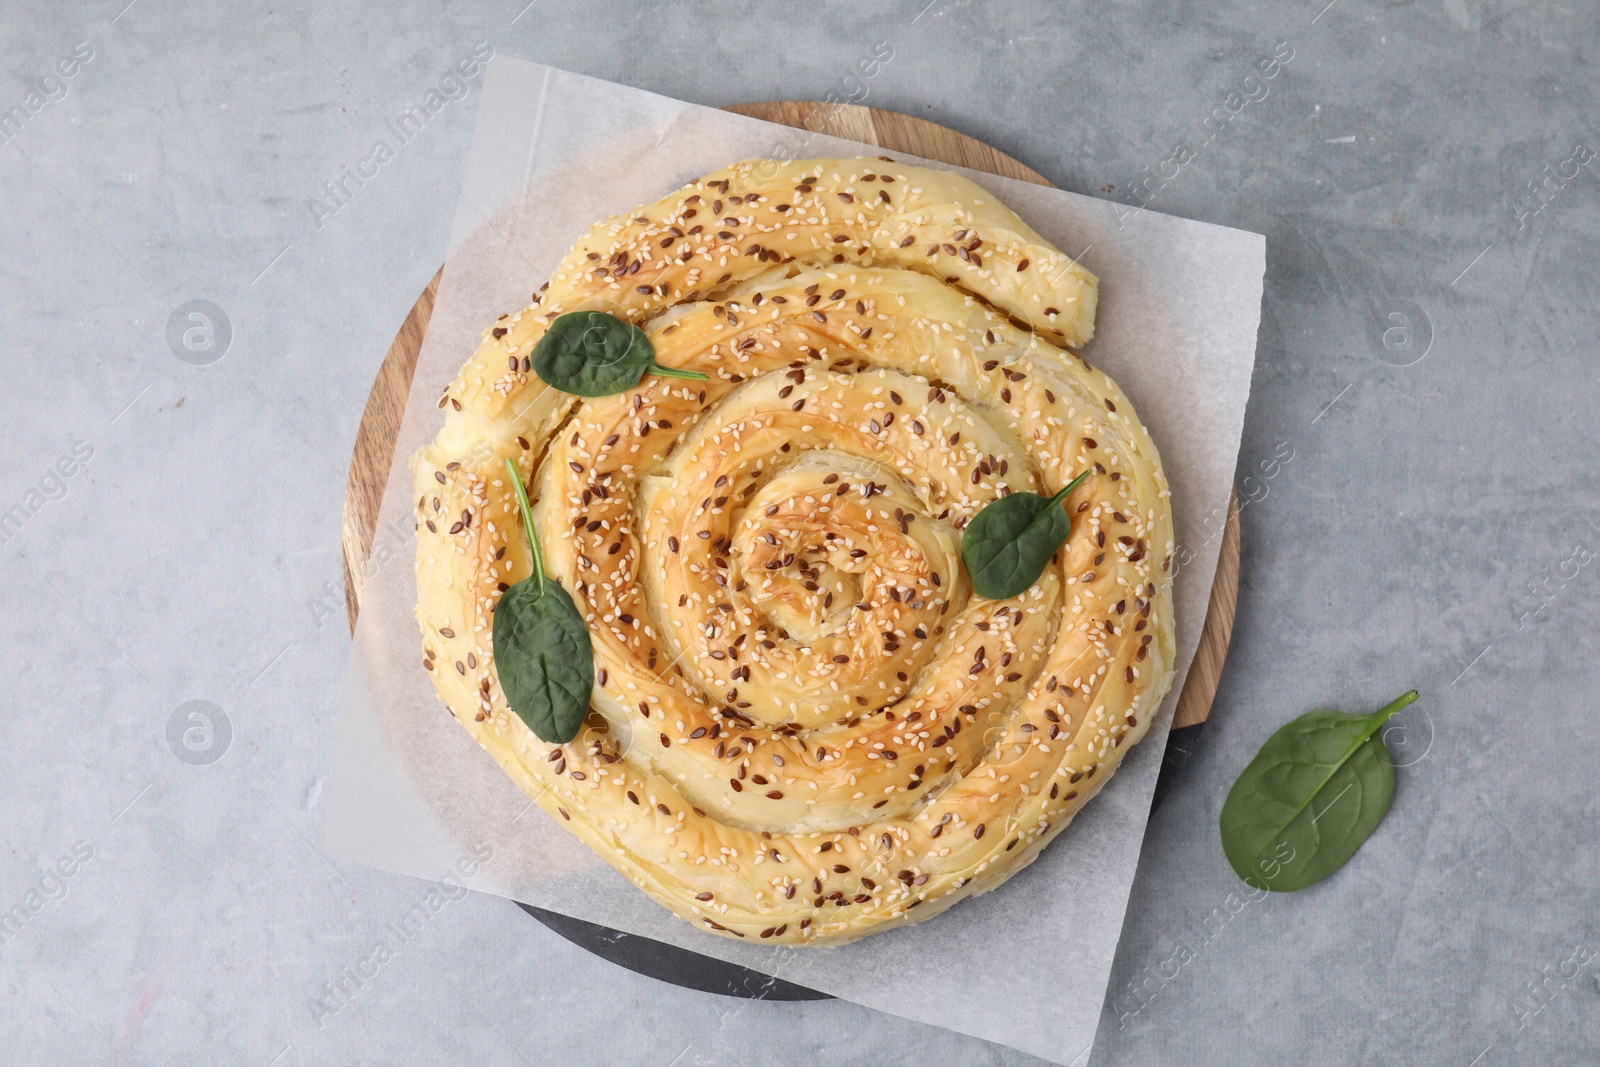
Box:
[342,99,1240,733]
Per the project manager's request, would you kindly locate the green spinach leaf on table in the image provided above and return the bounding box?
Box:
[1219,690,1419,892]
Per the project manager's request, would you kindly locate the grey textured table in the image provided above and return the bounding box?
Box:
[2,3,1596,1064]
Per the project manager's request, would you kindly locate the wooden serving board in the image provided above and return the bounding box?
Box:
[342,99,1240,735]
[340,100,1241,999]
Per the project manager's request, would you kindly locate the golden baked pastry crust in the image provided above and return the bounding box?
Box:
[411,157,1175,944]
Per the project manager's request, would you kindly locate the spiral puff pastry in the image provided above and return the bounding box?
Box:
[412,158,1175,944]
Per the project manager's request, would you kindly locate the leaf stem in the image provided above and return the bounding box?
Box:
[1371,689,1419,725]
[503,458,545,597]
[1048,469,1093,509]
[648,361,710,381]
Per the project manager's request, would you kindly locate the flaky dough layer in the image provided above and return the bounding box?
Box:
[412,157,1175,944]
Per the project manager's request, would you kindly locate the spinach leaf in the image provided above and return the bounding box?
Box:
[531,311,707,397]
[491,458,594,743]
[960,470,1091,599]
[1219,690,1419,892]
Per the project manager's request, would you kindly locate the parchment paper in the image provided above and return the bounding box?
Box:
[326,58,1263,1065]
